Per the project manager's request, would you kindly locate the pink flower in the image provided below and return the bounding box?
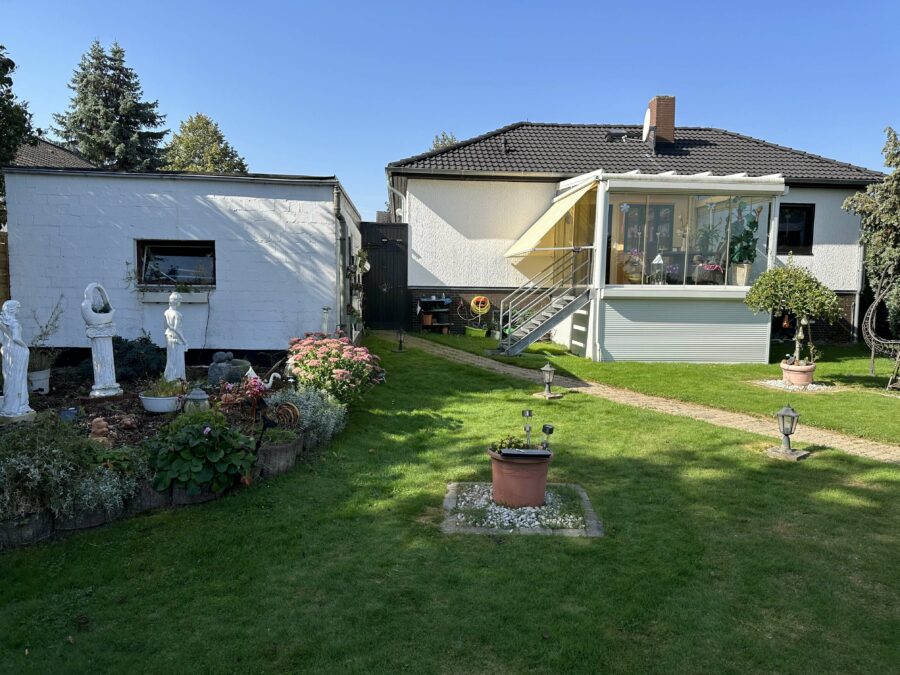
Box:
[203,426,211,435]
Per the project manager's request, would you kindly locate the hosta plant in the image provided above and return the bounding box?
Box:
[146,410,255,495]
[286,333,383,404]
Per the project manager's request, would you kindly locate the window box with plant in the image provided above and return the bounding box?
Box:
[139,376,186,414]
[744,257,842,385]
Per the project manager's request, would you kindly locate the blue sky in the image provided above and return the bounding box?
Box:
[5,0,898,218]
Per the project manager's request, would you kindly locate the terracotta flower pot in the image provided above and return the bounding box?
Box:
[257,436,302,478]
[0,512,53,549]
[487,449,552,508]
[781,361,816,386]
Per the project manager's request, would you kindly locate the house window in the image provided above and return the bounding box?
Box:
[137,240,216,286]
[777,204,815,255]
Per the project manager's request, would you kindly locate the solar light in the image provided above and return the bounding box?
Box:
[183,388,210,414]
[767,404,808,461]
[522,409,533,447]
[394,328,405,353]
[541,423,554,449]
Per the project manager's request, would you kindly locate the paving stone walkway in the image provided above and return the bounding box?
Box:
[387,333,900,465]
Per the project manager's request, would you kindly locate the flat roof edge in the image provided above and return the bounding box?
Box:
[1,165,339,185]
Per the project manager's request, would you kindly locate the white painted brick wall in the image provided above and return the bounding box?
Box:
[5,172,344,350]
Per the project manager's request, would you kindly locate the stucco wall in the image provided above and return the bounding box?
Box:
[406,178,558,288]
[775,187,863,291]
[5,172,343,350]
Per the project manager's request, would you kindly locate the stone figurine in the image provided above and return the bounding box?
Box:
[163,292,188,381]
[0,300,35,421]
[208,351,252,385]
[80,283,123,398]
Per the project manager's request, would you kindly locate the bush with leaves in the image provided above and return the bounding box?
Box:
[78,332,165,382]
[264,387,347,449]
[146,410,254,495]
[745,257,842,364]
[286,333,383,404]
[0,413,142,519]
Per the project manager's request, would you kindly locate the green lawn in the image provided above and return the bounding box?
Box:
[1,337,898,672]
[421,333,900,445]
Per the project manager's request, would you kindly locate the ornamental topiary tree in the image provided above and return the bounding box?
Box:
[744,258,842,364]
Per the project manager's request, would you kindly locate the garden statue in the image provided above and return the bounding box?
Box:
[0,300,35,422]
[163,292,188,381]
[208,351,252,385]
[80,283,123,397]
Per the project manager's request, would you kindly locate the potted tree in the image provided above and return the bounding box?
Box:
[745,258,842,385]
[27,296,63,395]
[728,204,762,286]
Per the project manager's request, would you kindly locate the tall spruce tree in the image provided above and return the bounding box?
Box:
[52,40,166,171]
[0,44,36,197]
[162,113,248,174]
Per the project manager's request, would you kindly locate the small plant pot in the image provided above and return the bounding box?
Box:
[781,362,816,386]
[172,483,219,506]
[257,437,302,478]
[27,369,51,395]
[421,314,433,327]
[127,478,172,515]
[732,262,752,286]
[0,512,53,549]
[56,506,122,531]
[465,326,488,338]
[487,449,552,508]
[139,393,182,414]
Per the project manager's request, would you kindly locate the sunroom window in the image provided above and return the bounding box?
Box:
[137,240,216,286]
[606,194,770,287]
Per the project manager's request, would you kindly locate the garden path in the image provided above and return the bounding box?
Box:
[386,333,900,464]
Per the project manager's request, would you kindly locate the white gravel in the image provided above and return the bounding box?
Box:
[757,379,835,393]
[452,483,585,530]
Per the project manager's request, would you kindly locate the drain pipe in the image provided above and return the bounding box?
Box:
[853,242,866,342]
[333,184,348,334]
[386,176,407,222]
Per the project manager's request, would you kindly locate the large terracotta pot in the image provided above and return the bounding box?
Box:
[488,449,552,508]
[781,362,816,386]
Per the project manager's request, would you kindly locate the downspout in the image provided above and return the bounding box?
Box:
[333,184,348,333]
[853,242,865,342]
[386,175,407,223]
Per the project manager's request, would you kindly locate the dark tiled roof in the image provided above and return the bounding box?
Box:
[13,138,94,169]
[389,123,884,184]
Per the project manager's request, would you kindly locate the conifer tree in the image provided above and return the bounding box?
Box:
[162,113,248,174]
[53,40,166,171]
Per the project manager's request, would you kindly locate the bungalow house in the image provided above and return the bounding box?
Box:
[2,167,363,350]
[385,96,884,362]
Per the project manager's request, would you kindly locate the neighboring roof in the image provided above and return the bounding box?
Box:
[13,138,94,169]
[388,123,885,185]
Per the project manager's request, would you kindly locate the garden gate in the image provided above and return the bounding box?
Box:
[361,222,408,329]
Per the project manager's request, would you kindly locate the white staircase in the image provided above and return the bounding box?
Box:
[498,248,593,356]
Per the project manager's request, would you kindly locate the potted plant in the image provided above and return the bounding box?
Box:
[256,427,303,478]
[623,248,643,283]
[729,203,762,286]
[27,296,63,395]
[139,376,186,413]
[745,258,842,385]
[486,415,554,508]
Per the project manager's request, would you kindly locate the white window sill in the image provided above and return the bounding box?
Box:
[138,290,211,304]
[601,286,749,300]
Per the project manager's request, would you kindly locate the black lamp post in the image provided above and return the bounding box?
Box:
[393,328,405,353]
[767,404,808,461]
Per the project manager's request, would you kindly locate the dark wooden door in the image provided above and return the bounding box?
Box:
[362,222,408,329]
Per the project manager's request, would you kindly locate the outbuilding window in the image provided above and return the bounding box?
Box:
[137,240,216,286]
[777,203,815,255]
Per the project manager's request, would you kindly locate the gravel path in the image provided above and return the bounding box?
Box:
[383,333,900,465]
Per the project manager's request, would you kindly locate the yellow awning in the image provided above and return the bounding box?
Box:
[504,181,596,257]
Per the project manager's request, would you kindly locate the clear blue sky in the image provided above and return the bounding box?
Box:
[5,0,898,218]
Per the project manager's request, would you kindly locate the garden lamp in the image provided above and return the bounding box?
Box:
[522,409,533,447]
[394,328,405,353]
[541,423,554,449]
[541,362,555,396]
[183,388,210,414]
[776,404,799,450]
[651,254,665,284]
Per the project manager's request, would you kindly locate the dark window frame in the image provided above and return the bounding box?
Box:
[777,203,815,255]
[136,239,217,287]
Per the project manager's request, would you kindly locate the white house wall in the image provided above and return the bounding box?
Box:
[5,172,341,350]
[406,178,558,288]
[775,187,863,291]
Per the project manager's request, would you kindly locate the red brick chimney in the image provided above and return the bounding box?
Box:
[648,95,676,144]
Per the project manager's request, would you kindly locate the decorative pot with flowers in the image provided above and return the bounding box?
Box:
[139,376,186,414]
[487,411,554,508]
[623,248,643,284]
[745,257,842,386]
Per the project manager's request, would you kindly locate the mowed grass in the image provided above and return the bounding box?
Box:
[422,333,900,445]
[1,337,898,673]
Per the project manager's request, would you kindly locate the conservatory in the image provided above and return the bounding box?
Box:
[505,170,786,362]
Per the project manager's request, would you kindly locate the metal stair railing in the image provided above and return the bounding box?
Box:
[499,248,592,353]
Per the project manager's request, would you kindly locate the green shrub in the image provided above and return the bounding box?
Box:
[80,332,165,382]
[264,387,347,448]
[142,376,186,398]
[0,414,140,519]
[146,410,254,495]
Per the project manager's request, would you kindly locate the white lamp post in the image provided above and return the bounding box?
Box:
[766,404,808,461]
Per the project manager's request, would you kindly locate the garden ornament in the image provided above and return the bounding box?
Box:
[80,283,122,398]
[0,300,35,421]
[163,292,188,381]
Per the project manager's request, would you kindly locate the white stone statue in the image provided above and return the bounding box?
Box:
[0,300,35,421]
[80,283,123,397]
[163,292,188,381]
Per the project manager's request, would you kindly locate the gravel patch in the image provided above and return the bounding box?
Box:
[441,482,603,537]
[756,379,836,393]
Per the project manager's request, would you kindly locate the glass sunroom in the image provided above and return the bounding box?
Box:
[504,170,786,362]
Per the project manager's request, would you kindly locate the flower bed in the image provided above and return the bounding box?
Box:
[287,333,383,404]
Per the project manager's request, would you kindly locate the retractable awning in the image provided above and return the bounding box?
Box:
[504,180,597,258]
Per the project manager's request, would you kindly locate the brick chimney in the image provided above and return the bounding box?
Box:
[647,95,676,145]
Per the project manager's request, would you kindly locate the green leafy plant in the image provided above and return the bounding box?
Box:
[729,225,758,264]
[262,428,299,444]
[28,295,63,372]
[489,435,530,451]
[143,376,186,398]
[286,334,383,404]
[745,257,842,364]
[146,410,254,495]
